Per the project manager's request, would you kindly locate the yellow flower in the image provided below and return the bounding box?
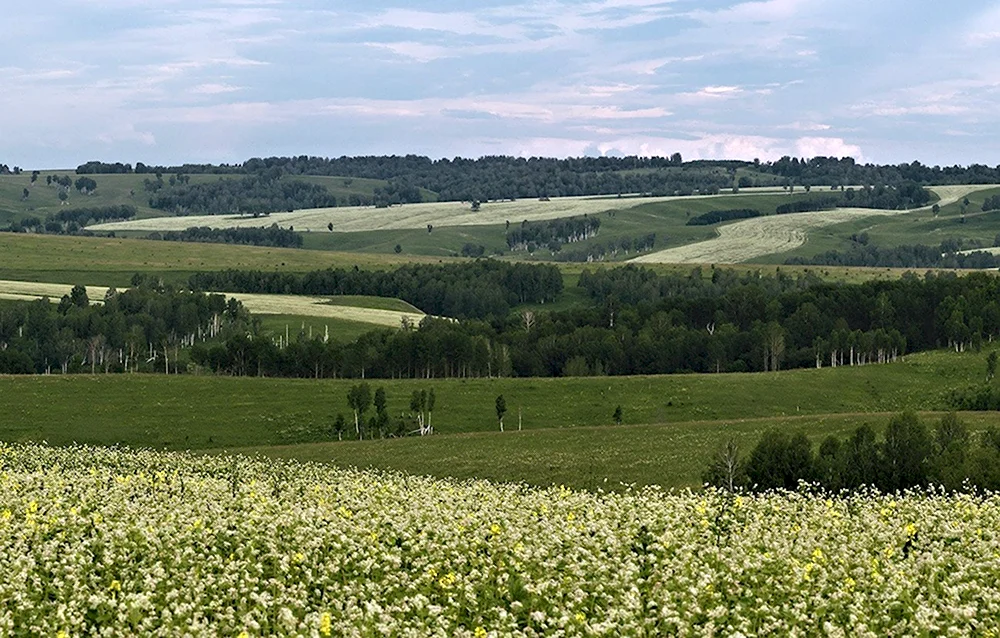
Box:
[319,612,332,637]
[575,612,586,623]
[109,580,121,592]
[490,524,501,535]
[905,523,917,536]
[474,627,488,638]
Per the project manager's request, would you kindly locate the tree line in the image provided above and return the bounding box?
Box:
[190,266,1000,379]
[148,175,338,216]
[188,261,564,321]
[1,205,135,235]
[705,412,1000,493]
[149,225,303,248]
[787,237,1000,270]
[552,233,657,262]
[0,280,248,375]
[687,209,761,226]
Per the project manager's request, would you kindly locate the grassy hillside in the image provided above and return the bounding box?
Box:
[0,347,994,488]
[0,172,409,223]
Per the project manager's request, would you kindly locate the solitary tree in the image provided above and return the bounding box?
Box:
[347,382,372,439]
[495,394,507,432]
[988,351,997,381]
[427,388,436,433]
[703,438,745,491]
[333,413,346,441]
[613,405,623,425]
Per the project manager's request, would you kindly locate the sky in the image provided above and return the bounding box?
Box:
[3,0,1000,168]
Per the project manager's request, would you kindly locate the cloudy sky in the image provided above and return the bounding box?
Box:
[3,0,1000,168]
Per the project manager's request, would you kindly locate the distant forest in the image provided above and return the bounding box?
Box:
[5,265,1000,378]
[72,156,1000,204]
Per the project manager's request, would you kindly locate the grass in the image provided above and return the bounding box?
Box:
[235,411,1000,490]
[0,347,995,488]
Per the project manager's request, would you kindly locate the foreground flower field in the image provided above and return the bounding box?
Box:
[2,444,999,635]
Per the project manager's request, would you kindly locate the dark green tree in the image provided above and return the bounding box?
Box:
[880,411,931,491]
[495,394,507,432]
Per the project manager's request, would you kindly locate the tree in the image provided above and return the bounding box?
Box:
[410,389,427,434]
[333,413,346,441]
[932,203,940,215]
[327,222,333,231]
[58,190,68,204]
[987,351,997,381]
[427,388,436,433]
[394,244,402,254]
[347,382,372,439]
[470,200,481,212]
[703,438,745,491]
[373,386,389,438]
[613,405,623,425]
[427,224,433,233]
[21,188,29,200]
[69,284,89,308]
[745,430,814,490]
[495,394,507,432]
[929,412,970,490]
[880,411,931,491]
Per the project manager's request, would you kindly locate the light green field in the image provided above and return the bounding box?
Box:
[0,233,454,287]
[0,347,994,488]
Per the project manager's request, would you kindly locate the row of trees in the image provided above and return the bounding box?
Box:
[786,242,1000,269]
[705,412,1000,492]
[687,209,761,226]
[188,261,565,320]
[1,205,135,236]
[150,225,303,248]
[148,175,338,216]
[552,233,657,262]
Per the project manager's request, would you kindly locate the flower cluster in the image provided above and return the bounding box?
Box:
[1,443,998,635]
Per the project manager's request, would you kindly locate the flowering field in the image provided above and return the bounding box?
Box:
[3,444,999,635]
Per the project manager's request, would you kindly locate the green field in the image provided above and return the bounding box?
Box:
[1,347,995,488]
[0,233,453,287]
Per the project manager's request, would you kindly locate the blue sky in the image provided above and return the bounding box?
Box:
[3,0,1000,168]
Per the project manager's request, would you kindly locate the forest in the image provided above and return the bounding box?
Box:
[0,280,247,375]
[188,261,565,320]
[71,156,1000,204]
[505,216,601,252]
[5,265,1000,379]
[1,205,136,235]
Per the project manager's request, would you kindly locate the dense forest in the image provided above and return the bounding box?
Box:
[191,266,1000,379]
[687,209,761,226]
[0,280,247,374]
[5,265,1000,379]
[188,261,565,320]
[704,412,1000,492]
